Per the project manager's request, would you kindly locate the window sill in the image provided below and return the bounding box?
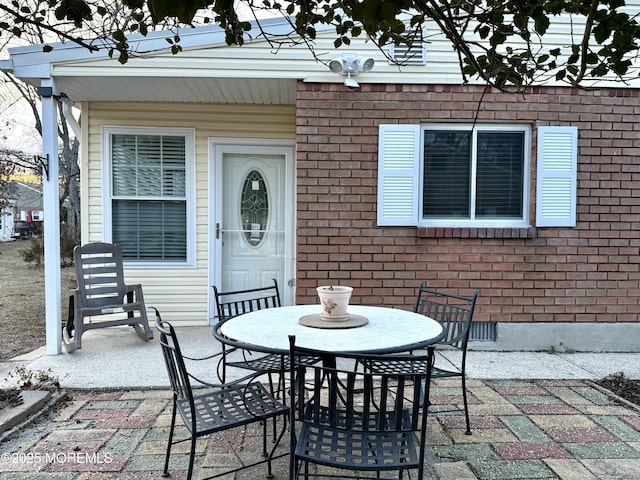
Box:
[417,227,537,239]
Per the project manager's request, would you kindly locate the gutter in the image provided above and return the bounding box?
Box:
[0,59,12,72]
[60,101,81,143]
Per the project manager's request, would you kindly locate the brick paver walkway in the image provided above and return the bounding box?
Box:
[1,378,639,479]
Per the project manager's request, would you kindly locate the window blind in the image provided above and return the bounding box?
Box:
[423,130,471,218]
[476,131,524,218]
[111,134,187,261]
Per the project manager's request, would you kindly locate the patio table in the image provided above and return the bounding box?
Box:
[214,304,445,354]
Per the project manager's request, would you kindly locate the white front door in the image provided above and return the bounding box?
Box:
[210,141,295,318]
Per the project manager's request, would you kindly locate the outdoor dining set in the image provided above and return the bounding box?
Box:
[59,242,479,479]
[156,279,480,480]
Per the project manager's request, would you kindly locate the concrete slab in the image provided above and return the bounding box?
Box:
[1,326,221,390]
[446,351,596,380]
[556,353,640,380]
[1,326,638,390]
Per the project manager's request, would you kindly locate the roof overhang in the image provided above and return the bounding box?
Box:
[3,17,310,105]
[51,76,298,104]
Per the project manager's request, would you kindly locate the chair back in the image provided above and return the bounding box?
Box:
[213,279,281,321]
[415,282,480,349]
[74,242,128,309]
[289,336,432,476]
[155,310,194,406]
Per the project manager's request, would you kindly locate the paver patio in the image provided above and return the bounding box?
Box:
[1,378,639,479]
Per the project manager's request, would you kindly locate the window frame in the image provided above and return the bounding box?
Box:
[419,123,531,228]
[102,126,196,267]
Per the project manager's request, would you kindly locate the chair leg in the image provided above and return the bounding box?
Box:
[261,419,268,458]
[62,295,78,353]
[162,402,177,477]
[461,374,471,435]
[265,372,281,444]
[187,436,197,480]
[74,296,84,350]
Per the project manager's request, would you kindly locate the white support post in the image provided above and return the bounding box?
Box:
[40,80,62,355]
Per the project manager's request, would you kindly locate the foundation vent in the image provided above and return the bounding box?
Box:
[470,322,497,342]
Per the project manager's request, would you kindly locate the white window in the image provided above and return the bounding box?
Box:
[104,127,195,264]
[377,124,577,228]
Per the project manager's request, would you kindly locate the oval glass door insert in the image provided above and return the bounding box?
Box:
[240,169,269,247]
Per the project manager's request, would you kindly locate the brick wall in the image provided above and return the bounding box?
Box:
[294,83,640,324]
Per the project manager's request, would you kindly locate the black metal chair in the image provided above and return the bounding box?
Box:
[212,279,286,385]
[212,279,319,393]
[365,282,480,434]
[156,310,288,480]
[289,335,434,480]
[63,242,153,352]
[417,283,479,434]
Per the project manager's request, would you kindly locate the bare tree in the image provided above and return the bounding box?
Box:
[1,70,80,242]
[0,1,146,242]
[0,150,17,210]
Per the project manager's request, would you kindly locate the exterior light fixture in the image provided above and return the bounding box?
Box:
[328,53,375,89]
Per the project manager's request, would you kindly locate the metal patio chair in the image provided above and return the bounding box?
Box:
[364,281,480,434]
[156,310,288,480]
[62,242,153,352]
[212,279,320,393]
[289,335,435,480]
[213,279,284,384]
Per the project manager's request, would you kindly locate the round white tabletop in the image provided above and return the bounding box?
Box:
[217,304,444,353]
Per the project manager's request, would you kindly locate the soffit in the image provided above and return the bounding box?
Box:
[54,75,297,104]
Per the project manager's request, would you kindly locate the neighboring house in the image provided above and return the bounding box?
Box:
[3,11,640,352]
[11,181,44,235]
[0,182,43,240]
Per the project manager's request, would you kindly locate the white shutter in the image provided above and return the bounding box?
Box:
[377,124,420,226]
[536,126,578,227]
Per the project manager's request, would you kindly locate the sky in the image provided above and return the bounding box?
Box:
[1,89,41,154]
[1,87,41,155]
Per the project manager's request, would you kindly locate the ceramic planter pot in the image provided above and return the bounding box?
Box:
[317,286,353,321]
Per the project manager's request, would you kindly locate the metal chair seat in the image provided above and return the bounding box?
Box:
[226,350,321,374]
[361,358,432,375]
[296,421,419,471]
[177,382,286,433]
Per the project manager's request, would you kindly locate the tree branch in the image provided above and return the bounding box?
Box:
[421,0,499,88]
[575,0,600,85]
[0,3,99,52]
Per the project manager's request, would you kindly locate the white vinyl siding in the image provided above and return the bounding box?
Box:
[536,126,578,227]
[377,124,577,228]
[86,102,295,325]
